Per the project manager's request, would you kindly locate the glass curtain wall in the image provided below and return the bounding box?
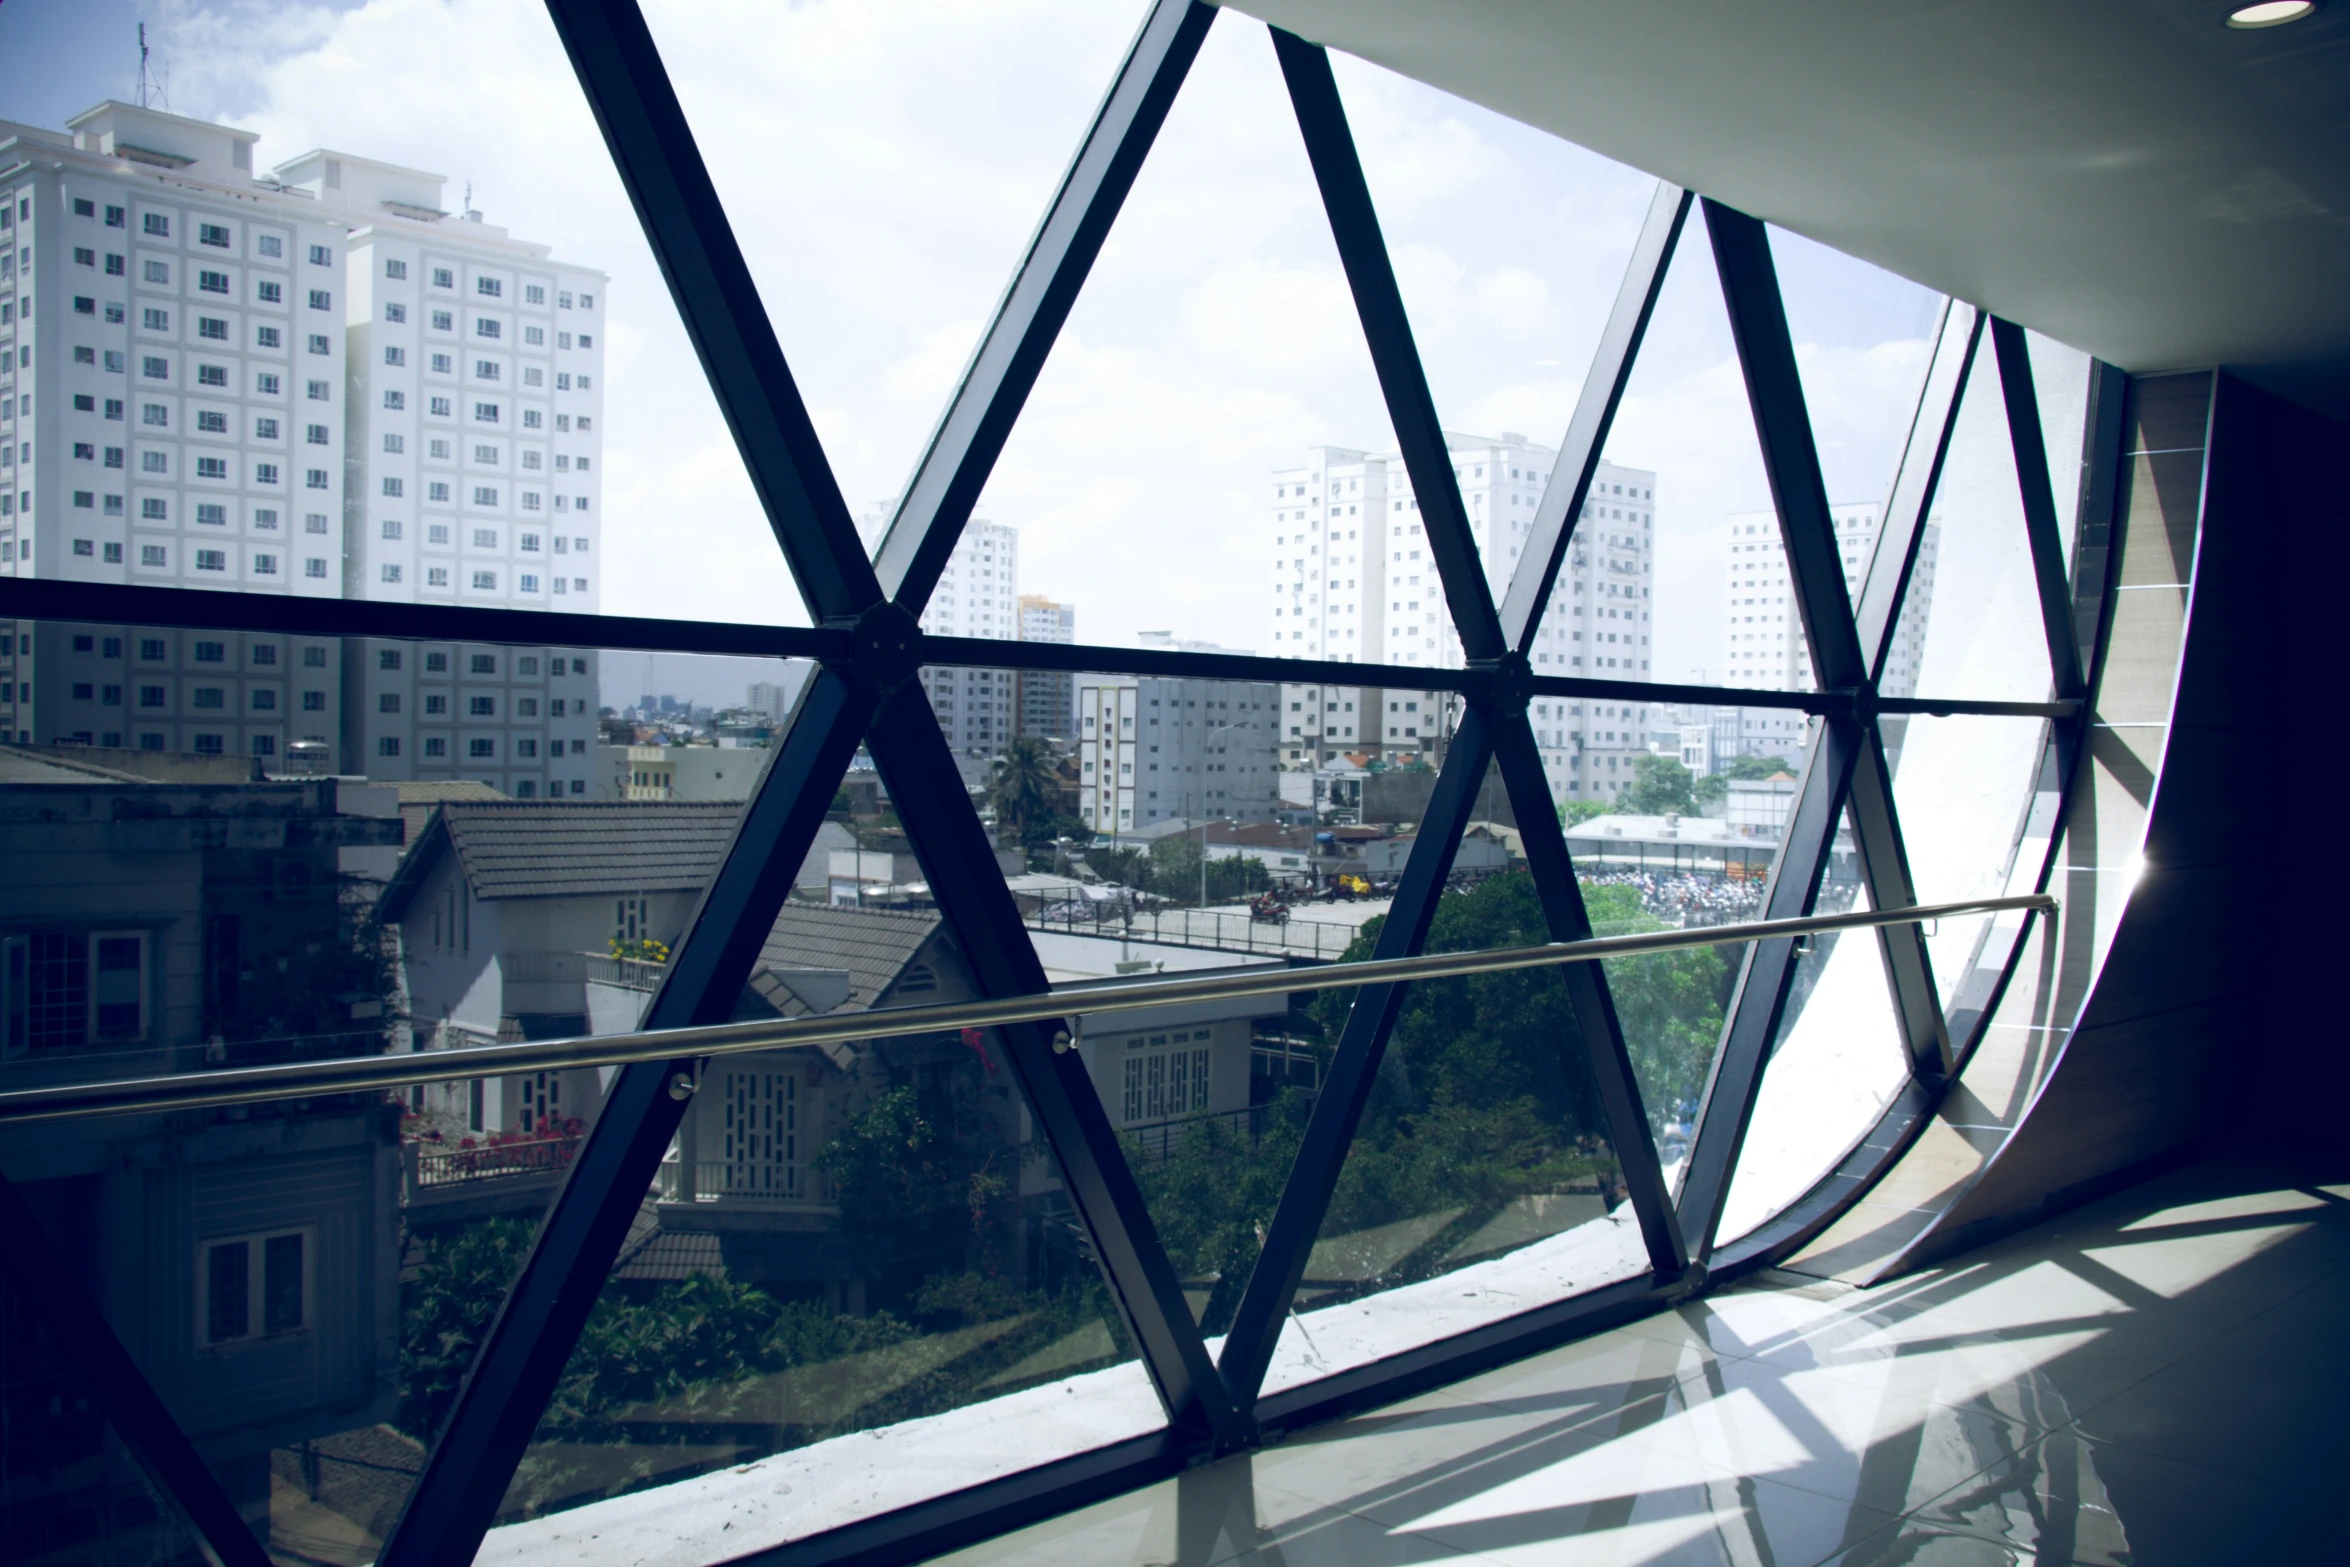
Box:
[0,3,2101,1563]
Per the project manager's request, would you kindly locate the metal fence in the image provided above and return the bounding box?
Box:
[406,1133,583,1190]
[1025,905,1365,960]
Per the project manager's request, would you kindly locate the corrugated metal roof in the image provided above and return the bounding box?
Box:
[439,800,746,900]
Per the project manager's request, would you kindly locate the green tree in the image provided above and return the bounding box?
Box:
[1559,798,1613,827]
[986,736,1062,848]
[1620,754,1697,815]
[1577,884,1732,1132]
[400,1217,536,1439]
[1692,752,1798,810]
[1079,836,1269,906]
[1271,873,1622,1306]
[817,1083,1010,1278]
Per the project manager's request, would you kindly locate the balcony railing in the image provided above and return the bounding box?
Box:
[654,1159,833,1210]
[1119,1103,1292,1163]
[405,1132,584,1190]
[1025,903,1362,960]
[583,953,668,992]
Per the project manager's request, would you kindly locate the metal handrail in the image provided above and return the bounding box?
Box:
[0,893,2053,1126]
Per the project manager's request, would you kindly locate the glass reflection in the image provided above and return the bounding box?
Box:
[2023,329,2096,577]
[1908,348,2055,704]
[1258,872,1647,1398]
[498,878,1146,1528]
[1716,845,1909,1244]
[0,620,790,1563]
[1885,713,2048,1004]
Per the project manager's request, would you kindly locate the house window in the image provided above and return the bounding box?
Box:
[2,930,148,1052]
[198,1229,309,1347]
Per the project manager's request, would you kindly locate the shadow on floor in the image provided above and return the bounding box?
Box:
[934,1147,2349,1566]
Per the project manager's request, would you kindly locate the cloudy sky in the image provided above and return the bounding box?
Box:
[7,0,1956,695]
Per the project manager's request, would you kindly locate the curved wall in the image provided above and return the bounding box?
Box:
[1787,368,2345,1283]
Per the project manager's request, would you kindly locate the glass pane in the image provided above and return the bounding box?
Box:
[1525,202,1802,833]
[1884,712,2048,1003]
[495,908,1154,1538]
[1767,225,1944,516]
[2024,330,2097,577]
[1331,51,1657,605]
[0,617,786,1563]
[1583,864,1749,1187]
[1717,837,1910,1244]
[1907,346,2056,704]
[0,7,807,628]
[1075,952,1322,1343]
[1257,871,1648,1400]
[642,0,1139,539]
[0,1330,212,1567]
[982,17,1396,664]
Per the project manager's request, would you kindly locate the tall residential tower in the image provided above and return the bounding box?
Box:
[1268,434,1662,801]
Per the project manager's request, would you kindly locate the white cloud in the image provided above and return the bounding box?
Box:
[141,0,1932,671]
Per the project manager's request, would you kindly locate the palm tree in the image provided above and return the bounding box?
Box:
[988,735,1060,846]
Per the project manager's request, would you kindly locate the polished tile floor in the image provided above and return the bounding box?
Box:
[935,1153,2349,1565]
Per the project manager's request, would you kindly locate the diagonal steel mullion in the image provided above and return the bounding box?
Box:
[1842,303,1986,1080]
[377,674,874,1566]
[1487,709,1689,1278]
[1272,27,1504,662]
[874,0,1216,609]
[1500,182,1691,650]
[1217,704,1501,1402]
[860,684,1247,1450]
[543,0,879,620]
[1708,199,1945,1123]
[0,1172,275,1567]
[1845,727,1951,1076]
[1705,199,1867,693]
[1989,316,2088,701]
[1675,716,1864,1262]
[1853,303,1982,680]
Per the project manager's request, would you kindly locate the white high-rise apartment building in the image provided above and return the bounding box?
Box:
[296,151,606,797]
[1016,593,1076,740]
[1722,501,1935,697]
[0,104,609,795]
[1075,675,1279,834]
[1269,434,1662,800]
[861,513,1018,759]
[1,105,351,759]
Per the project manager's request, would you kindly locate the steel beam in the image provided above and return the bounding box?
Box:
[1500,182,1690,650]
[1217,705,1500,1402]
[1990,316,2088,700]
[1488,708,1689,1279]
[0,1172,274,1567]
[378,672,873,1566]
[1842,303,1989,1080]
[0,577,841,660]
[543,0,878,619]
[1705,200,1867,693]
[874,0,1215,607]
[1845,727,1951,1077]
[1273,28,1503,661]
[862,682,1247,1450]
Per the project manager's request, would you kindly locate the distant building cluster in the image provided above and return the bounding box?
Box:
[1267,435,1660,802]
[0,101,607,796]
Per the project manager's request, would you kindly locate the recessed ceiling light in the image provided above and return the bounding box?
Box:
[2225,1,2318,27]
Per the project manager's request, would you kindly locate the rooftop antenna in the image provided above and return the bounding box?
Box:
[137,23,153,108]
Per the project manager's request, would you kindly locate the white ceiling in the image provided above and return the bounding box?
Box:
[1224,0,2350,413]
